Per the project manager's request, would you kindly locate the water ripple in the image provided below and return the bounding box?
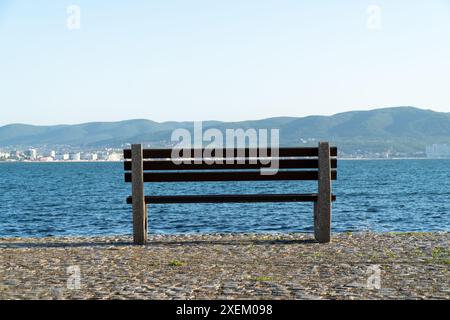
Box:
[0,160,449,237]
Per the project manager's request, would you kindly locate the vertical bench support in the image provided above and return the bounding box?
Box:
[314,142,332,243]
[131,144,147,245]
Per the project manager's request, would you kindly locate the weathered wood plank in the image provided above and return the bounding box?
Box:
[131,144,147,245]
[314,142,332,243]
[125,170,337,182]
[124,147,338,159]
[124,158,338,171]
[127,194,337,204]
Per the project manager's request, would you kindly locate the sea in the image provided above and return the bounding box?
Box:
[0,160,449,237]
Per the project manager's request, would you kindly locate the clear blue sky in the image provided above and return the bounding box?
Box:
[1,0,450,125]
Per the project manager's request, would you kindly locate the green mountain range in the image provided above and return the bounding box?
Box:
[1,107,449,156]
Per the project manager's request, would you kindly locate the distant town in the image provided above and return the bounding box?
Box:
[0,143,450,161]
[0,147,124,162]
[425,144,450,159]
[338,143,450,159]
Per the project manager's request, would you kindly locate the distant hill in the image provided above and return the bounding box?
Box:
[1,107,449,156]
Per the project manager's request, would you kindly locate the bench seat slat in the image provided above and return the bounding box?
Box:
[123,147,338,159]
[126,194,337,204]
[124,158,337,171]
[125,170,337,182]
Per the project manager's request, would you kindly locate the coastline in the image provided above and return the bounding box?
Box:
[1,232,448,300]
[2,157,450,163]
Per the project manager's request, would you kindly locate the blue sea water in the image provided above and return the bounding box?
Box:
[0,160,449,237]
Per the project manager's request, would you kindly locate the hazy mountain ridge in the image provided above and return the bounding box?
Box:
[1,107,449,155]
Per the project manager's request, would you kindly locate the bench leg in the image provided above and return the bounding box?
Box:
[132,144,147,245]
[133,203,147,245]
[314,200,331,243]
[315,141,332,243]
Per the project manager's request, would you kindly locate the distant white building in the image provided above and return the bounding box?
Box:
[107,152,122,161]
[97,152,108,160]
[26,149,37,160]
[55,153,70,161]
[0,151,10,159]
[10,151,22,159]
[70,152,81,161]
[49,150,56,158]
[82,153,98,161]
[426,144,450,158]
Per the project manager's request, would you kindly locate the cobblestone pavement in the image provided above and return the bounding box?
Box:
[0,232,449,299]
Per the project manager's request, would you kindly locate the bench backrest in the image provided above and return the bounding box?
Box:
[123,145,337,183]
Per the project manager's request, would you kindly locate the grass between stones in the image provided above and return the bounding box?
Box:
[169,259,185,267]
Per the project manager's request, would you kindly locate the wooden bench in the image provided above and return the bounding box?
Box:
[123,142,337,245]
